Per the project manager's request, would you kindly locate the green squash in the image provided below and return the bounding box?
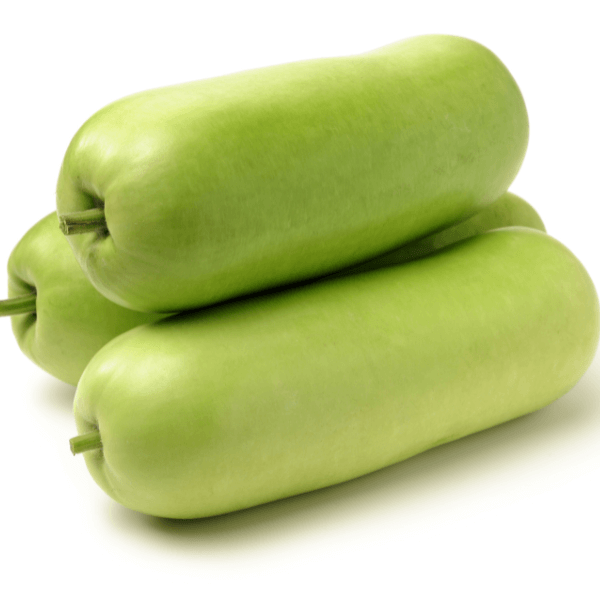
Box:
[3,213,164,385]
[71,228,598,518]
[57,34,528,312]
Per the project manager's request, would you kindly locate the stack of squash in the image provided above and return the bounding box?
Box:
[2,35,598,519]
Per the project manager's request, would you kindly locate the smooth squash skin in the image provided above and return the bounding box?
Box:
[57,34,529,313]
[0,193,542,384]
[336,190,544,275]
[3,213,164,386]
[71,228,599,519]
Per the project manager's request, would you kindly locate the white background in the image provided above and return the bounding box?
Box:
[1,1,599,598]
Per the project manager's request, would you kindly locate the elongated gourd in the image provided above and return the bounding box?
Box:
[2,213,164,386]
[57,34,528,313]
[70,228,599,519]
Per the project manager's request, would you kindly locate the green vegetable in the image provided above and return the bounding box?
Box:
[57,34,528,313]
[2,213,164,386]
[70,227,598,519]
[336,191,544,275]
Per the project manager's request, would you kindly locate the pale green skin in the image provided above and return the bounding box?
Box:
[57,34,528,313]
[337,191,544,275]
[73,228,599,519]
[7,213,164,386]
[3,193,541,385]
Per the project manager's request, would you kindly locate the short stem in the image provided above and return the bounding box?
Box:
[0,292,37,316]
[70,431,103,455]
[59,208,107,235]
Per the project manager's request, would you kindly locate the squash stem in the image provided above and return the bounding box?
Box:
[59,208,107,235]
[70,431,103,455]
[0,292,37,316]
